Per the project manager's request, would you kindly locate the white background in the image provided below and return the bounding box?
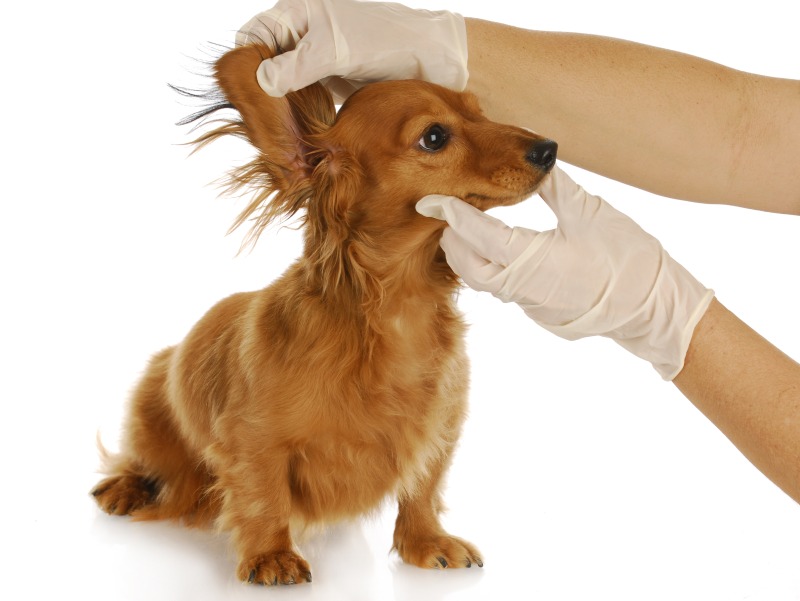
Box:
[2,1,798,599]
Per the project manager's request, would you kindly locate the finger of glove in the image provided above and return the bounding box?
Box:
[321,76,363,104]
[255,40,338,96]
[536,164,602,226]
[416,195,535,267]
[439,228,506,293]
[236,0,309,48]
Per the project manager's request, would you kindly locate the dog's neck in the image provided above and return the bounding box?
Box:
[301,216,458,328]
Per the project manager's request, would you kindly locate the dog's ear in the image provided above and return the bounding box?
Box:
[180,43,366,289]
[303,132,364,288]
[193,44,339,247]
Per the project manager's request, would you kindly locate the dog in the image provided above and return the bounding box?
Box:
[91,42,557,585]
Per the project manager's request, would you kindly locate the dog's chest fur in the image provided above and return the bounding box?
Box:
[175,263,468,525]
[275,289,469,522]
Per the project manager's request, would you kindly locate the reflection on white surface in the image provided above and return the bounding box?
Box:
[82,504,488,600]
[3,0,799,599]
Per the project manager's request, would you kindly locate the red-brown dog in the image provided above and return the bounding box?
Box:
[92,43,556,585]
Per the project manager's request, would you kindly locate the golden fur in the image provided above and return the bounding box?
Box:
[91,43,557,585]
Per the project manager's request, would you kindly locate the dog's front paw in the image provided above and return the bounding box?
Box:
[394,534,483,569]
[238,550,313,585]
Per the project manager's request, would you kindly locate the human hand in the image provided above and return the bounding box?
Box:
[236,0,468,103]
[416,166,715,380]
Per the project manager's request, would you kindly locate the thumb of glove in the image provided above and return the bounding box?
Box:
[255,42,333,97]
[416,195,546,299]
[417,195,536,267]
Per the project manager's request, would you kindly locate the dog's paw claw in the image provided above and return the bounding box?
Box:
[91,474,158,516]
[396,534,482,570]
[238,550,311,586]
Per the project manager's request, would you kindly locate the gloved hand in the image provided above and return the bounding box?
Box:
[416,166,715,380]
[236,0,468,103]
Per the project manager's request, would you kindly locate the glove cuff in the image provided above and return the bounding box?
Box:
[534,248,715,381]
[419,9,469,91]
[650,288,715,381]
[614,251,715,381]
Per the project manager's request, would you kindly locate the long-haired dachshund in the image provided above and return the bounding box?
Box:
[91,43,557,585]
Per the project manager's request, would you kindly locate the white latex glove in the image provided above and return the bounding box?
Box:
[236,0,468,102]
[416,166,715,380]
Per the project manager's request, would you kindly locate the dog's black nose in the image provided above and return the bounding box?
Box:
[526,139,558,171]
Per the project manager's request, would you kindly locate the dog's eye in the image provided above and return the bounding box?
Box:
[419,125,449,152]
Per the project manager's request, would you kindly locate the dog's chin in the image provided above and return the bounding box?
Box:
[464,184,542,212]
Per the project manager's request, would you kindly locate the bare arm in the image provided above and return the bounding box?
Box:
[673,299,800,503]
[465,18,800,214]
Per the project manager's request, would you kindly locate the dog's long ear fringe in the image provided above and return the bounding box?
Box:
[172,36,336,251]
[223,80,337,251]
[170,84,234,131]
[170,41,237,131]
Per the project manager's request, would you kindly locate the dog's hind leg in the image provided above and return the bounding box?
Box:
[91,348,215,525]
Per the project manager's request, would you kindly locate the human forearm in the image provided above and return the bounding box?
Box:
[673,299,800,503]
[465,18,800,214]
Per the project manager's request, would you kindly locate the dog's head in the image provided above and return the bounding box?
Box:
[330,79,556,217]
[192,44,555,245]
